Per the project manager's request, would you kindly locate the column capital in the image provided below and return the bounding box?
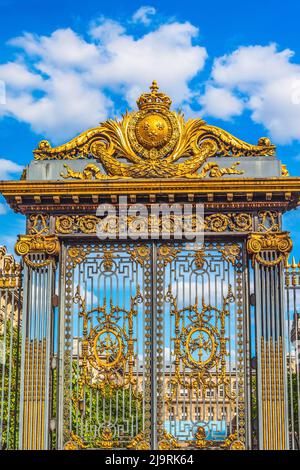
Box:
[15,234,60,268]
[247,231,292,266]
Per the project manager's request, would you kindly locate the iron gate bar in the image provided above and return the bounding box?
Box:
[151,243,158,450]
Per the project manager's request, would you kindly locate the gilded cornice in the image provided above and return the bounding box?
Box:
[1,177,300,196]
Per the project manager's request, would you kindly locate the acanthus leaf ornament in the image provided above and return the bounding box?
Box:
[34,81,275,179]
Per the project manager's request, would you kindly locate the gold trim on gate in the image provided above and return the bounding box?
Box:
[73,285,143,398]
[164,286,235,402]
[55,212,253,235]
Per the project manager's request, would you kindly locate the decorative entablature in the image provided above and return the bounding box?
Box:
[0,81,300,218]
[21,209,281,238]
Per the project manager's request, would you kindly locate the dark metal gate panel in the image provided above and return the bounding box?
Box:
[58,242,152,450]
[155,241,248,450]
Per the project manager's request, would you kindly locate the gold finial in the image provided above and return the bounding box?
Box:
[150,80,159,93]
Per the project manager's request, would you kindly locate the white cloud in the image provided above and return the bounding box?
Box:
[0,18,207,144]
[132,6,156,25]
[0,62,44,90]
[89,19,125,42]
[201,44,300,144]
[199,86,244,120]
[3,16,300,146]
[0,159,24,179]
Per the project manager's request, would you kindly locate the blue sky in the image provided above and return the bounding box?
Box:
[1,0,300,256]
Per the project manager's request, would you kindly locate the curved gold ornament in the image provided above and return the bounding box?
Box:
[247,232,292,266]
[34,82,275,179]
[158,431,181,450]
[127,432,150,450]
[55,213,253,236]
[95,427,116,449]
[72,285,143,398]
[192,426,212,449]
[64,432,88,450]
[164,286,236,404]
[218,244,241,266]
[220,432,245,450]
[15,234,60,269]
[258,210,280,233]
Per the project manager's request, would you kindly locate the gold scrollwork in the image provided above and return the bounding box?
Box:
[157,245,180,266]
[73,286,143,398]
[61,163,115,180]
[64,428,117,450]
[95,427,116,449]
[67,246,89,267]
[220,432,245,450]
[158,431,182,450]
[164,286,235,404]
[193,247,206,269]
[64,432,88,450]
[247,232,292,266]
[218,244,241,266]
[28,214,50,235]
[127,432,150,450]
[15,234,60,269]
[205,213,252,232]
[128,245,151,266]
[258,210,280,233]
[34,81,275,180]
[55,213,253,235]
[198,161,244,178]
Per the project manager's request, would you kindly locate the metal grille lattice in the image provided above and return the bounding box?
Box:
[58,240,248,450]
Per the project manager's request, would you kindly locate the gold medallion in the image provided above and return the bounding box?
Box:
[127,81,180,160]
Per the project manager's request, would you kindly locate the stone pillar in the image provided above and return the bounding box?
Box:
[247,232,292,449]
[15,234,60,450]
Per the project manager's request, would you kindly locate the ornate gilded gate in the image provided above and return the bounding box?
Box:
[57,240,248,450]
[1,82,300,450]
